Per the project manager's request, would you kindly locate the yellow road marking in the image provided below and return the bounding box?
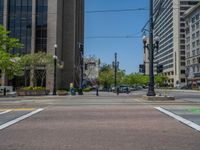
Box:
[0,108,36,111]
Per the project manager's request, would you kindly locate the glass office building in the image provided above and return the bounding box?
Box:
[0,0,84,91]
[0,0,3,24]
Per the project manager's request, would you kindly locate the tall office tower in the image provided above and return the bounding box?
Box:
[184,3,200,89]
[0,0,84,90]
[153,0,199,87]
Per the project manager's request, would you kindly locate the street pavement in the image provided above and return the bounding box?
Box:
[0,91,199,150]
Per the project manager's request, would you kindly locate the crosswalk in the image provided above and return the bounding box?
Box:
[0,108,44,131]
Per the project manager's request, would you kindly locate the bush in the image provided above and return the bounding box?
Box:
[57,90,68,95]
[21,86,46,91]
[83,87,93,92]
[57,88,69,92]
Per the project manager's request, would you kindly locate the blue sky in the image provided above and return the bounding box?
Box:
[85,0,149,74]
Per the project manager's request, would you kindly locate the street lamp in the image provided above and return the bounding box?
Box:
[112,53,119,94]
[53,44,58,95]
[78,43,84,95]
[143,34,159,96]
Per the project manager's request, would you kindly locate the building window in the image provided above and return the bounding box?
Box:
[8,0,32,54]
[196,13,199,20]
[181,62,185,66]
[0,0,3,24]
[192,33,195,40]
[181,70,185,74]
[197,48,200,55]
[192,17,195,23]
[187,60,190,65]
[181,78,186,83]
[192,24,195,31]
[187,52,190,58]
[192,42,195,48]
[193,58,196,64]
[36,0,47,53]
[197,40,200,46]
[196,22,199,29]
[197,31,200,38]
[181,56,185,60]
[192,50,196,56]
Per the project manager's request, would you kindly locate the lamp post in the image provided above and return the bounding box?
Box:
[78,43,84,95]
[143,35,159,96]
[53,44,58,95]
[112,53,119,94]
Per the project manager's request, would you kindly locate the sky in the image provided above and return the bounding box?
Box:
[85,0,149,74]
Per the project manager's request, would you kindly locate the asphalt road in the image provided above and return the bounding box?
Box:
[0,91,199,150]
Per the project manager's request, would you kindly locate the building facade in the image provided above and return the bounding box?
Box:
[184,3,200,89]
[153,0,200,87]
[83,56,100,86]
[0,0,84,90]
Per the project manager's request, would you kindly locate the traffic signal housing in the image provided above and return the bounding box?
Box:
[157,64,163,74]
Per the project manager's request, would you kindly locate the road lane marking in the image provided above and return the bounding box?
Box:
[0,108,44,131]
[155,107,200,132]
[0,110,12,115]
[0,108,35,111]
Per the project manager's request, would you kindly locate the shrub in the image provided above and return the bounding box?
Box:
[83,87,93,92]
[21,86,46,91]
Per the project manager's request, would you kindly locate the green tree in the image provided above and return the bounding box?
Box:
[122,74,149,86]
[98,64,126,89]
[0,25,23,80]
[155,75,168,87]
[20,52,54,87]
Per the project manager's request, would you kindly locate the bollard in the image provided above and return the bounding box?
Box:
[3,88,6,96]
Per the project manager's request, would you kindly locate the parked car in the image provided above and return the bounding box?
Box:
[114,85,130,94]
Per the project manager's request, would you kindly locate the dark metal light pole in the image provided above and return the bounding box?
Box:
[78,43,84,95]
[113,53,119,93]
[147,0,156,96]
[53,44,57,95]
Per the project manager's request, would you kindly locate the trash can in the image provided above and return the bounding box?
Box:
[70,88,76,96]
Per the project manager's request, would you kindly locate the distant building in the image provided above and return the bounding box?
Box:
[0,0,84,90]
[153,0,200,87]
[143,37,150,75]
[84,56,100,85]
[184,3,200,89]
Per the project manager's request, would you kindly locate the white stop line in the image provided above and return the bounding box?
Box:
[0,110,12,115]
[155,107,200,132]
[0,108,44,131]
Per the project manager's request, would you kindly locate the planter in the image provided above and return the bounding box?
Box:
[57,91,68,96]
[17,90,50,96]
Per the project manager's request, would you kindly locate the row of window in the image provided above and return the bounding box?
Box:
[0,0,3,24]
[187,64,200,74]
[1,0,47,54]
[187,57,200,66]
[8,0,32,54]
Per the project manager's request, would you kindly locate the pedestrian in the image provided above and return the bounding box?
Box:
[117,86,119,95]
[96,84,99,96]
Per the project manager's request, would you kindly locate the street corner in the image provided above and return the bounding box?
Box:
[0,108,44,131]
[155,106,200,132]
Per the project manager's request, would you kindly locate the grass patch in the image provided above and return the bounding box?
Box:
[187,108,200,114]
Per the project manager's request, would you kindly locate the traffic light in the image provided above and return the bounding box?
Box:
[139,64,145,74]
[157,64,163,74]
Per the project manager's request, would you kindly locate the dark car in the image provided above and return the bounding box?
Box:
[119,86,130,94]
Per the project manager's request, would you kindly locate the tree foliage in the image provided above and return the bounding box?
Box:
[20,52,54,87]
[98,63,169,89]
[98,64,125,89]
[0,25,24,80]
